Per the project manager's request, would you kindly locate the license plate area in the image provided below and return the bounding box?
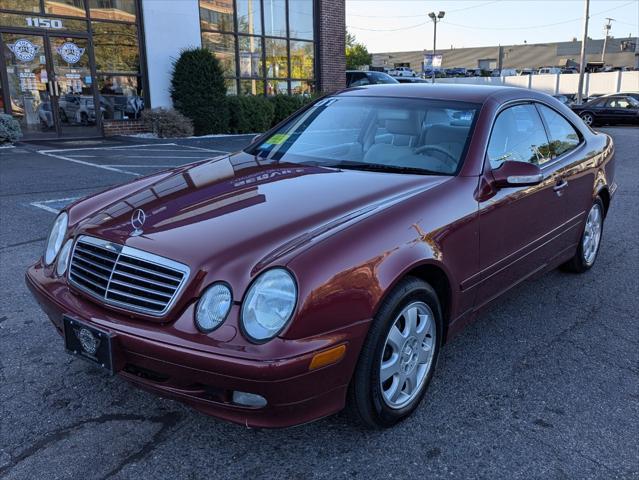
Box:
[63,316,114,374]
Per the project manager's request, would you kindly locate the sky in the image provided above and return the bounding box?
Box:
[346,0,639,53]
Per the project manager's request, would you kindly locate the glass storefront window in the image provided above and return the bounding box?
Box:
[263,0,286,37]
[0,0,40,13]
[98,75,144,120]
[288,0,313,40]
[265,38,287,78]
[45,0,86,17]
[201,0,316,96]
[88,0,136,22]
[225,79,237,95]
[266,79,287,96]
[200,0,234,32]
[290,40,313,79]
[92,21,139,73]
[237,0,261,35]
[239,35,263,78]
[290,79,313,96]
[202,32,236,77]
[239,79,264,95]
[0,12,88,31]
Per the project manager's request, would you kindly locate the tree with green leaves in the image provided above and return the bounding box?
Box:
[170,48,228,135]
[346,30,372,70]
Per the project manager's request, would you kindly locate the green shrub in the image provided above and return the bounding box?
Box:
[267,95,312,127]
[227,96,275,134]
[170,48,228,135]
[0,114,22,144]
[142,108,194,138]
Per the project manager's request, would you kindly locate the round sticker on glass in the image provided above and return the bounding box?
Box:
[56,42,85,64]
[7,39,40,62]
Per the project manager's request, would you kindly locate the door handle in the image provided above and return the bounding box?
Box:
[48,81,55,96]
[54,81,60,96]
[553,179,568,196]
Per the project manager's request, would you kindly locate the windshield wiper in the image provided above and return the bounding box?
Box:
[323,161,442,176]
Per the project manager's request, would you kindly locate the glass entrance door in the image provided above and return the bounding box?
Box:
[1,33,55,139]
[1,31,99,139]
[48,35,99,137]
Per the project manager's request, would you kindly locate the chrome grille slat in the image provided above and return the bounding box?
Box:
[108,278,173,299]
[68,236,189,316]
[114,260,182,283]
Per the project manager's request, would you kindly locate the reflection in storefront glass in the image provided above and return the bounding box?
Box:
[288,0,313,40]
[91,22,139,73]
[202,32,236,77]
[290,80,313,96]
[263,0,286,37]
[237,0,262,35]
[199,0,233,32]
[88,0,136,22]
[265,38,288,78]
[98,75,144,120]
[45,0,86,17]
[239,35,263,78]
[240,79,264,96]
[290,40,314,79]
[0,0,40,13]
[266,80,288,96]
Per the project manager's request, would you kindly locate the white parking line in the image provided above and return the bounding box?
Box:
[103,164,183,168]
[30,197,80,214]
[37,150,140,176]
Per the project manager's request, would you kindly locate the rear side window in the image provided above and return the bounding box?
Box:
[487,104,551,168]
[537,104,581,157]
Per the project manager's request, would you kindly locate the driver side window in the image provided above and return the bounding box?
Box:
[487,104,551,169]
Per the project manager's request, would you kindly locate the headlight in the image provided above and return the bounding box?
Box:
[195,283,232,332]
[44,212,68,265]
[56,239,74,277]
[241,268,297,343]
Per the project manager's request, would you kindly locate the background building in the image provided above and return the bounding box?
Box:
[0,0,346,140]
[373,37,639,72]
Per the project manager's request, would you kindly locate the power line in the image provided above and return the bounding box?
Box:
[347,0,501,19]
[348,0,637,33]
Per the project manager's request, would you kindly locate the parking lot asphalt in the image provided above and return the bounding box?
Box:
[0,128,637,479]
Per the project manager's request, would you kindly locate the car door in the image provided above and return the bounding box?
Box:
[605,96,637,124]
[586,98,607,122]
[476,103,574,306]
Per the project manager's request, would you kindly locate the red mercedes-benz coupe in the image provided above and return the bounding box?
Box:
[27,85,615,428]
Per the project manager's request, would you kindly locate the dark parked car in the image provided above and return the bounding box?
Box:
[27,85,615,428]
[346,70,399,87]
[571,94,639,126]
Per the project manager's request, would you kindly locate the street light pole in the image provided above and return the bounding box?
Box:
[576,0,590,105]
[601,18,614,64]
[428,11,445,84]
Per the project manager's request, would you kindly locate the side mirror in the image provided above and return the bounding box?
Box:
[491,160,544,188]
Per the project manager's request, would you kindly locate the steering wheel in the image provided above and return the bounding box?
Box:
[413,144,458,166]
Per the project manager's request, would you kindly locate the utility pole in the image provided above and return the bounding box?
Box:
[576,0,590,104]
[428,11,445,84]
[601,18,615,64]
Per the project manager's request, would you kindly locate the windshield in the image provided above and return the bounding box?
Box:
[247,96,480,175]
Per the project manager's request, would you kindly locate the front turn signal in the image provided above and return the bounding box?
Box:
[309,344,347,370]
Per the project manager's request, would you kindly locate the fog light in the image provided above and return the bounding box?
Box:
[232,391,267,408]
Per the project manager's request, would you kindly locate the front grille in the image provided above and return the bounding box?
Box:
[68,236,189,316]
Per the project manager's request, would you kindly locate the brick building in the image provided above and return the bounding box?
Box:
[1,0,346,140]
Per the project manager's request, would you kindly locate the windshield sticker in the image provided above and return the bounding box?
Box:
[264,133,291,145]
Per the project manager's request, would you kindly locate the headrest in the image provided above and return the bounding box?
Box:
[385,118,421,136]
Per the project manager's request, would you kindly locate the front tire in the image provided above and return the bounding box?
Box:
[561,197,604,273]
[348,277,442,428]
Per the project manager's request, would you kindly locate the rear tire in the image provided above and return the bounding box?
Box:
[348,277,442,428]
[580,112,595,126]
[561,197,604,273]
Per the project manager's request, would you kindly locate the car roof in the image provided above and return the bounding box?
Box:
[336,83,542,104]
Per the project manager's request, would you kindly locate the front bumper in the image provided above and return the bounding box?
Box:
[26,263,370,428]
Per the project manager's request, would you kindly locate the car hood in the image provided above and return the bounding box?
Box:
[74,152,449,295]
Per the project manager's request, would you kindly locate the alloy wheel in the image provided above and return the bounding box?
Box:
[380,301,436,409]
[582,203,603,266]
[581,113,593,126]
